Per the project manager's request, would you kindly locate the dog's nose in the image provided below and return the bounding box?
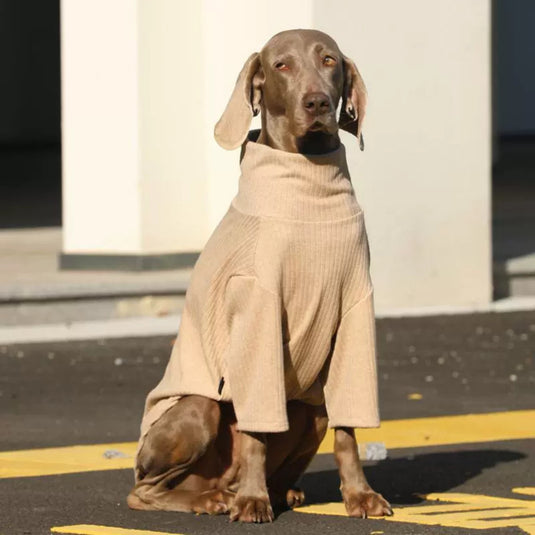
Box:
[302,92,331,116]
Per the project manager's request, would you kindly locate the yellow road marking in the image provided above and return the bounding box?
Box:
[515,488,535,497]
[317,409,535,453]
[2,409,534,479]
[51,525,181,535]
[0,442,137,479]
[51,492,535,535]
[297,488,535,534]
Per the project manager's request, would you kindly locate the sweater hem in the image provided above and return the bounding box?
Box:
[327,419,380,429]
[236,420,290,433]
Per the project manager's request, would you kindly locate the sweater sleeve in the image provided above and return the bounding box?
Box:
[323,289,380,429]
[225,275,289,433]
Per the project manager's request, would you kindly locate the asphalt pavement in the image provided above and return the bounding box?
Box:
[1,310,535,535]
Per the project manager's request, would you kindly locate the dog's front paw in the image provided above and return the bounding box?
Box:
[342,487,393,518]
[229,495,274,523]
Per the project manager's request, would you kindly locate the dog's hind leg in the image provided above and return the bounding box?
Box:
[266,402,328,509]
[128,486,235,515]
[128,395,233,514]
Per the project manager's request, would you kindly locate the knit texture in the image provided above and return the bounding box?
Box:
[138,137,380,442]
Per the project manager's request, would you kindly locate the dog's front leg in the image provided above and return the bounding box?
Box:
[334,427,393,518]
[229,431,274,523]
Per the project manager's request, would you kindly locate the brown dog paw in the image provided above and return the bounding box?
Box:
[286,488,305,508]
[229,495,274,523]
[126,490,152,511]
[342,487,393,518]
[192,490,235,515]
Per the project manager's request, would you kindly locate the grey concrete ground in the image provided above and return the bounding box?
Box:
[0,227,189,330]
[0,227,191,303]
[1,310,534,534]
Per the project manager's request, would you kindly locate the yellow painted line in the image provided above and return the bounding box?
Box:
[51,525,182,535]
[2,410,534,479]
[318,409,535,453]
[297,489,535,534]
[0,442,137,479]
[515,488,535,497]
[407,393,423,400]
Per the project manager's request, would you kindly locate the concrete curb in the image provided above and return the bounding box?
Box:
[376,296,535,318]
[0,315,181,345]
[0,279,189,303]
[1,296,535,346]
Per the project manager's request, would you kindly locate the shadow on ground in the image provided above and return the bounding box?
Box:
[0,447,529,535]
[301,449,525,506]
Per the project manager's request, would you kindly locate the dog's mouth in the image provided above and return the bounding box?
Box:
[304,113,339,135]
[293,112,339,138]
[308,121,325,132]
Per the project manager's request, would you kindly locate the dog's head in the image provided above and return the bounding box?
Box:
[214,29,367,152]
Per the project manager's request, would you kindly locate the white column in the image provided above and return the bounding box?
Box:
[61,0,209,262]
[61,0,142,254]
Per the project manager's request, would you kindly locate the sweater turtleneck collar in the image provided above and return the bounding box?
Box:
[232,131,362,222]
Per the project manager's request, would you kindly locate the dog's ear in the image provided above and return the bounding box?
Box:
[338,55,367,151]
[214,53,263,150]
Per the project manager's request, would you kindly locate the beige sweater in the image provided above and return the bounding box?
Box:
[139,137,379,439]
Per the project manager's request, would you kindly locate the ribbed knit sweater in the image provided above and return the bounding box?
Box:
[139,137,379,440]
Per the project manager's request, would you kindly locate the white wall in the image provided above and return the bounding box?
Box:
[314,0,492,310]
[61,0,491,309]
[202,0,313,228]
[199,0,492,309]
[138,1,208,252]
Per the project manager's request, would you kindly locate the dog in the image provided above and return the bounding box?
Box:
[127,29,392,523]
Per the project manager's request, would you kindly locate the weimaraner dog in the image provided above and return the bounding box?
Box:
[128,29,392,523]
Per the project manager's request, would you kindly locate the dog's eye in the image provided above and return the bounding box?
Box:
[323,56,336,67]
[275,62,289,71]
